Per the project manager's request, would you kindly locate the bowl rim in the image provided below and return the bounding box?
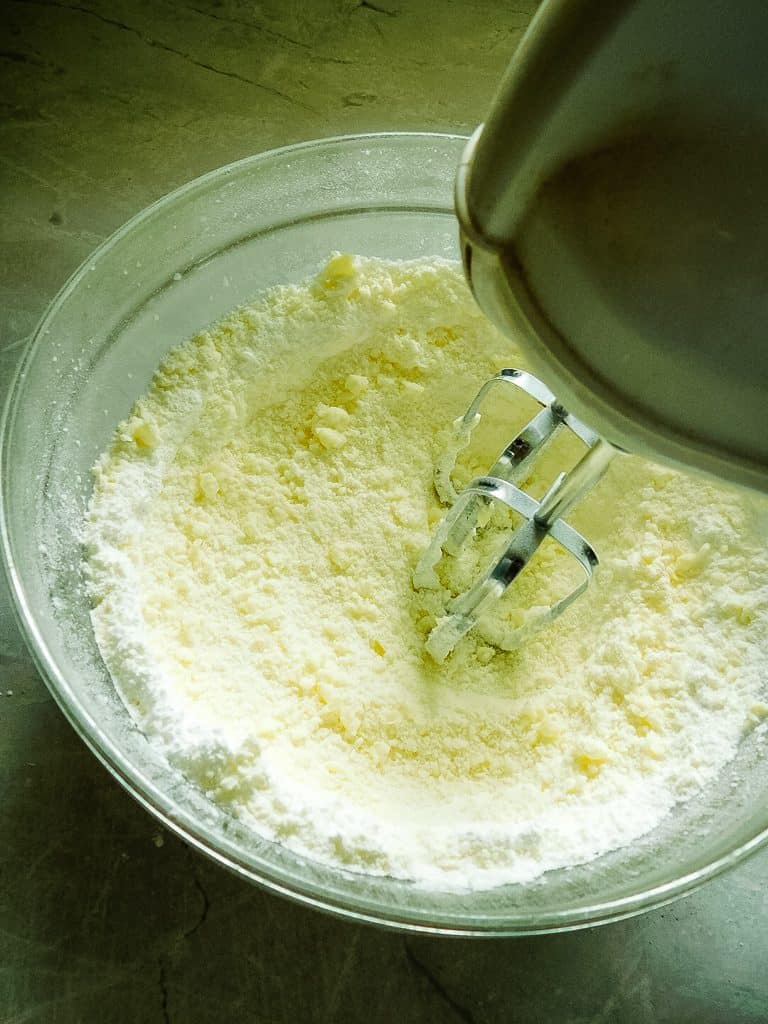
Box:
[3,130,768,936]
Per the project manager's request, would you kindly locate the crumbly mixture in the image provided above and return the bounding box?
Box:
[85,255,768,890]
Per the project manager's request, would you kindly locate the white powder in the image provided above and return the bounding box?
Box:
[85,254,768,891]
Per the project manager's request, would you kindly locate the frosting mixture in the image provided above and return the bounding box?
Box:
[85,255,768,890]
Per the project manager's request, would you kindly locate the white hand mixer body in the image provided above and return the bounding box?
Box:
[418,0,768,659]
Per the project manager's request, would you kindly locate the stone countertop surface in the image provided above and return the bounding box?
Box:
[1,1,766,1021]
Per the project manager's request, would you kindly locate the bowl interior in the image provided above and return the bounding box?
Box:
[3,133,768,934]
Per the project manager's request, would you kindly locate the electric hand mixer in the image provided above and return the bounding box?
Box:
[417,0,768,660]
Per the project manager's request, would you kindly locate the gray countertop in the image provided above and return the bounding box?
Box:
[1,2,766,1021]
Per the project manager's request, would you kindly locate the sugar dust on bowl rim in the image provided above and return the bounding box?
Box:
[1,132,768,933]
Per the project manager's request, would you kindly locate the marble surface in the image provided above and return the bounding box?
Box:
[1,1,766,1020]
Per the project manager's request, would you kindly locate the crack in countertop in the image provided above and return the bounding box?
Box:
[12,0,319,112]
[404,943,476,1024]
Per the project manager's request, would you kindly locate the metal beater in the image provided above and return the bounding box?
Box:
[414,370,615,661]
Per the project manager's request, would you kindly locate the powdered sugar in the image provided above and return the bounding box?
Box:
[84,255,768,891]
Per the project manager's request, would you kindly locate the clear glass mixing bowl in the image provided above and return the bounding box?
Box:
[3,133,768,935]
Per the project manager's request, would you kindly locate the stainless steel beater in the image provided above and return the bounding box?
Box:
[414,369,615,661]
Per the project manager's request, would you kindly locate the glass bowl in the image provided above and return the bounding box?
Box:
[3,133,768,935]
